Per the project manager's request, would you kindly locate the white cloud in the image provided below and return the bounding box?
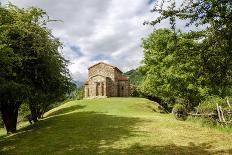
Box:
[2,0,190,82]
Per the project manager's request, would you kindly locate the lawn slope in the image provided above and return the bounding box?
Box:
[0,98,231,155]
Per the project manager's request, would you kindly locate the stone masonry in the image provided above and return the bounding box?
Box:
[84,62,130,98]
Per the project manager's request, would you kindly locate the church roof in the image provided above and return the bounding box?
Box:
[84,81,89,85]
[118,76,128,81]
[88,62,123,73]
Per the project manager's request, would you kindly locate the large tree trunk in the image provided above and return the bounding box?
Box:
[29,104,38,122]
[1,105,19,134]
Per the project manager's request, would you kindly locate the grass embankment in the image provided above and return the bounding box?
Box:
[0,98,231,154]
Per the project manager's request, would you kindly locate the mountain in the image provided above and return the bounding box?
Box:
[124,68,144,86]
[73,80,84,88]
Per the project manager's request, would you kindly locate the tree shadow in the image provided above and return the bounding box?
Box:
[0,104,87,139]
[0,111,143,154]
[0,109,231,154]
[104,142,232,155]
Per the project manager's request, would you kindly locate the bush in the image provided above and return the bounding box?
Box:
[0,113,4,128]
[224,96,232,121]
[196,96,232,127]
[226,96,232,107]
[74,87,84,100]
[197,96,226,114]
[187,116,218,127]
[130,85,142,97]
[172,103,187,120]
[18,102,30,122]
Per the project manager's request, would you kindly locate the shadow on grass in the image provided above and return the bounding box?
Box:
[0,111,143,154]
[0,105,86,139]
[45,104,86,117]
[0,109,231,154]
[105,142,232,155]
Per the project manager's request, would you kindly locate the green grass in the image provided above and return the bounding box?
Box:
[0,97,231,154]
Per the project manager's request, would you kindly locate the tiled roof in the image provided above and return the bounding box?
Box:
[84,81,89,85]
[118,76,128,81]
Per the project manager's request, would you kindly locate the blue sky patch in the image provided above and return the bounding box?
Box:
[70,46,83,57]
[92,54,112,61]
[148,0,155,5]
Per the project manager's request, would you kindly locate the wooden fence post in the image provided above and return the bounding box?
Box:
[219,106,226,122]
[216,103,222,122]
[226,98,231,107]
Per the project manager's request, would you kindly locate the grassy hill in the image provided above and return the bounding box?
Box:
[0,98,231,154]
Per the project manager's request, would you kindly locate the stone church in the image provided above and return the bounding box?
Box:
[84,62,130,98]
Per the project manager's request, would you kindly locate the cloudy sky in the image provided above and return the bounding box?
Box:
[1,0,175,82]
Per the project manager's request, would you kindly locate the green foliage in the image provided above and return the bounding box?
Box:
[124,69,144,97]
[0,3,74,132]
[192,96,232,129]
[172,103,187,120]
[140,29,204,109]
[141,0,232,111]
[196,96,232,126]
[74,87,84,100]
[129,85,142,97]
[18,102,30,122]
[227,96,232,105]
[197,96,225,114]
[0,113,3,128]
[188,116,218,129]
[124,69,144,86]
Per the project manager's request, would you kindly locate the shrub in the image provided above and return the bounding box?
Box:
[18,102,30,122]
[196,96,232,127]
[0,113,4,128]
[197,96,226,114]
[74,87,84,100]
[172,104,187,120]
[226,96,232,107]
[187,116,218,127]
[223,102,232,123]
[130,85,142,97]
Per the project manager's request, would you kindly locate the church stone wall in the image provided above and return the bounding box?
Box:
[89,63,115,81]
[114,69,122,79]
[118,81,130,97]
[84,62,130,98]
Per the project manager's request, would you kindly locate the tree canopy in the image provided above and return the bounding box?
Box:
[0,4,74,133]
[140,0,232,111]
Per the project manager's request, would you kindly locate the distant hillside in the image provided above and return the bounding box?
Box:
[73,80,84,88]
[124,68,144,85]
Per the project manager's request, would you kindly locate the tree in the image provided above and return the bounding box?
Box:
[150,0,232,95]
[140,29,201,110]
[141,0,232,110]
[21,20,74,121]
[0,4,73,133]
[0,4,31,133]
